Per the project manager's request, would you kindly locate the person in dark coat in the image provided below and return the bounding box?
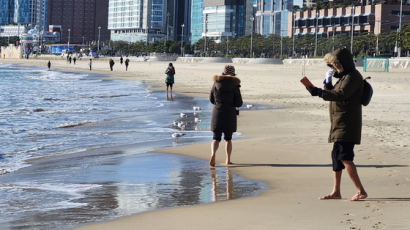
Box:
[209,65,243,167]
[120,56,123,65]
[109,59,115,71]
[125,58,130,71]
[73,57,77,64]
[305,48,367,201]
[165,63,175,100]
[47,60,51,70]
[89,59,92,71]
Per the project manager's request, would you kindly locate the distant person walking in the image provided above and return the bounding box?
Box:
[69,56,72,64]
[47,60,51,70]
[304,48,367,201]
[209,65,243,167]
[73,57,77,65]
[125,58,130,71]
[89,59,92,71]
[109,59,115,71]
[120,56,123,65]
[165,63,175,101]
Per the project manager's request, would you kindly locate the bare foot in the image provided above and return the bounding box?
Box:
[225,161,233,165]
[209,155,215,167]
[350,192,368,201]
[319,193,342,200]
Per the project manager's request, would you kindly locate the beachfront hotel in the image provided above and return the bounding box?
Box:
[288,3,410,38]
[46,0,110,44]
[108,0,167,43]
[254,0,303,37]
[201,0,254,43]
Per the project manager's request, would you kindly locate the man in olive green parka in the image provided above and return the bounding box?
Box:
[306,48,368,201]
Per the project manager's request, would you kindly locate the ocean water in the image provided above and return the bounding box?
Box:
[0,64,264,229]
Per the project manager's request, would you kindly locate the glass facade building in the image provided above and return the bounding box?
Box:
[190,0,203,43]
[202,1,248,42]
[108,0,165,42]
[0,0,46,28]
[255,0,301,37]
[13,0,31,24]
[0,0,9,25]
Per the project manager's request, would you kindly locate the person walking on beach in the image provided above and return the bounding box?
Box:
[109,59,115,71]
[47,60,51,70]
[73,57,77,65]
[209,65,243,167]
[165,63,175,100]
[125,58,130,71]
[89,59,92,71]
[120,56,123,65]
[304,48,367,201]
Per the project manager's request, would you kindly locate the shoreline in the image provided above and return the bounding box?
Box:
[2,58,410,229]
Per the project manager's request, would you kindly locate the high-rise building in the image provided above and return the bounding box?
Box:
[0,0,9,25]
[108,0,167,43]
[30,0,47,30]
[190,0,203,43]
[255,0,301,37]
[47,0,109,44]
[0,0,47,30]
[12,0,31,24]
[202,0,253,42]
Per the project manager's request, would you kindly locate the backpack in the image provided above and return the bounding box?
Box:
[361,77,373,106]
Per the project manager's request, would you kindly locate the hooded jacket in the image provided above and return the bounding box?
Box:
[322,48,363,144]
[210,75,243,133]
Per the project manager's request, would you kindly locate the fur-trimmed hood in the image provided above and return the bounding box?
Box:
[324,48,355,76]
[213,75,241,86]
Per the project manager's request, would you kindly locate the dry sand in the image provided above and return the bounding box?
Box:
[2,57,410,229]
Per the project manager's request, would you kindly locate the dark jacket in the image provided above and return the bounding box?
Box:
[321,48,363,144]
[165,66,175,84]
[210,75,243,133]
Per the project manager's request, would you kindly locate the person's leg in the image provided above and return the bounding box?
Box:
[223,132,233,164]
[170,85,173,101]
[210,140,219,167]
[342,160,367,201]
[166,85,169,100]
[210,132,221,167]
[320,143,344,200]
[225,140,232,164]
[320,170,342,199]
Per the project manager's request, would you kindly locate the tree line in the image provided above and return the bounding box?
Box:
[101,24,409,58]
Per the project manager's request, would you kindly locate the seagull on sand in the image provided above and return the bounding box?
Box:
[171,132,185,139]
[180,113,187,118]
[193,106,201,111]
[194,117,201,123]
[246,104,254,109]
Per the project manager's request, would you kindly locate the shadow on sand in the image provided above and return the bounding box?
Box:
[216,163,408,168]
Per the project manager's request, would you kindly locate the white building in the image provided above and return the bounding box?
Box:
[0,25,28,37]
[108,0,166,42]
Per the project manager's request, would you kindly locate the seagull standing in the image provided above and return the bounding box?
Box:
[171,132,185,140]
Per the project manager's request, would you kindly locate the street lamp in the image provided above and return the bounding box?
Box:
[67,28,71,52]
[98,26,101,52]
[395,0,403,57]
[204,14,208,57]
[180,24,185,56]
[292,13,296,57]
[165,12,170,45]
[350,6,355,54]
[250,16,254,58]
[314,11,318,57]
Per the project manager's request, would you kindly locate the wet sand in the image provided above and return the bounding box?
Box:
[2,57,410,230]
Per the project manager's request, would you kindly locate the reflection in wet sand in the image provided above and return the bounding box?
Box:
[210,168,233,201]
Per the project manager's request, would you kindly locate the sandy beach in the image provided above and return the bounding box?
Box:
[2,57,410,229]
